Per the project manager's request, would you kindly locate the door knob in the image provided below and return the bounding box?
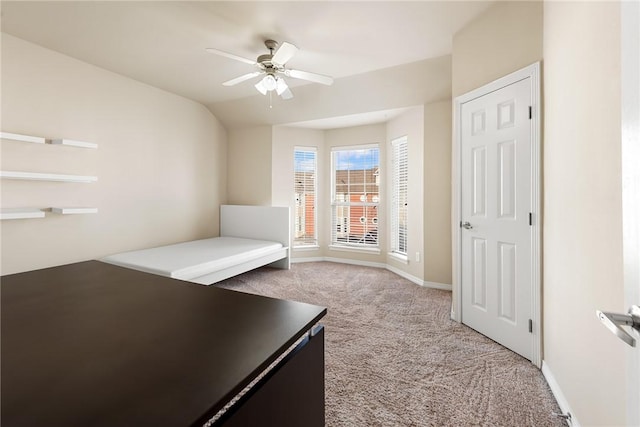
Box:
[460,221,473,230]
[596,305,640,347]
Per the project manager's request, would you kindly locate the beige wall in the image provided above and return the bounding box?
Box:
[423,100,452,285]
[452,1,543,97]
[543,1,626,424]
[226,126,272,206]
[1,34,227,275]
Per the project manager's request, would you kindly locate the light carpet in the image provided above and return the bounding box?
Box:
[217,262,564,427]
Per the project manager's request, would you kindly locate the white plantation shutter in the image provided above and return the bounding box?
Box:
[391,137,408,255]
[331,145,380,248]
[293,147,317,247]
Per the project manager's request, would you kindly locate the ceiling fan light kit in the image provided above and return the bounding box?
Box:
[275,78,289,96]
[207,39,333,101]
[262,74,277,91]
[254,80,268,95]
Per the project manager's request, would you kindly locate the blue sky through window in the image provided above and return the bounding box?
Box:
[334,148,379,171]
[295,148,379,172]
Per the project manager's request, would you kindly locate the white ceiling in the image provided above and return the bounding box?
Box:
[1,1,494,128]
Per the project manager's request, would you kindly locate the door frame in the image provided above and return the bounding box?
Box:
[452,62,541,367]
[621,1,639,423]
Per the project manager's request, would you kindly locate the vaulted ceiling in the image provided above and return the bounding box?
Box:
[1,1,494,128]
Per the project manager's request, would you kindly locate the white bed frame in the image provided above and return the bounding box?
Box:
[188,205,291,285]
[101,205,290,285]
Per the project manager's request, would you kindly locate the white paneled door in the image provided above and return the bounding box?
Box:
[460,76,535,361]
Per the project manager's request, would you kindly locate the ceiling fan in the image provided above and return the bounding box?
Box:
[206,40,334,100]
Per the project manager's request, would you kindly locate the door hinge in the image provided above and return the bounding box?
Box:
[528,319,533,333]
[529,212,533,226]
[529,106,532,119]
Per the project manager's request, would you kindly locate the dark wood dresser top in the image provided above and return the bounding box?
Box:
[1,261,326,426]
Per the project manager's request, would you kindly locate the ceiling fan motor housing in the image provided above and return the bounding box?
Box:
[257,54,274,67]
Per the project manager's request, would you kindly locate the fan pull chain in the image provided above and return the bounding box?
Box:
[269,90,273,109]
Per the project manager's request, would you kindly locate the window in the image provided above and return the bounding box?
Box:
[391,136,408,256]
[294,147,317,247]
[331,145,380,248]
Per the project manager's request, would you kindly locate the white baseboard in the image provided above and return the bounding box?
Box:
[290,257,325,264]
[323,256,386,269]
[541,361,580,427]
[422,280,453,291]
[291,257,452,291]
[386,264,424,286]
[386,265,452,291]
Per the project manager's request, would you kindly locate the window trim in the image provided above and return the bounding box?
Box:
[388,251,409,264]
[329,244,381,255]
[293,146,318,248]
[390,136,408,256]
[330,144,380,250]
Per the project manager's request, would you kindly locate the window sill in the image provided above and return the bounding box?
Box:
[388,252,409,264]
[293,245,320,252]
[329,244,381,255]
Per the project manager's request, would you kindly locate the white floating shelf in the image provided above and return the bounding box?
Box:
[1,208,45,220]
[0,171,98,183]
[0,132,46,144]
[50,207,98,215]
[51,138,98,149]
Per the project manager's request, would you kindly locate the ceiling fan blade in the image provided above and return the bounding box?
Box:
[286,69,333,86]
[205,48,256,65]
[272,42,298,65]
[223,71,262,86]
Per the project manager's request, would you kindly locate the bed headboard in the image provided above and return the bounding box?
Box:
[220,205,290,248]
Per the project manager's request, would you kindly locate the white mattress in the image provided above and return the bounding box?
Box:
[101,237,284,281]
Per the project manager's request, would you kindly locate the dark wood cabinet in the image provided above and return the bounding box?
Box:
[1,261,326,426]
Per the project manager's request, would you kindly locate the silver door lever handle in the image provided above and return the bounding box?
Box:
[596,305,640,347]
[461,221,473,230]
